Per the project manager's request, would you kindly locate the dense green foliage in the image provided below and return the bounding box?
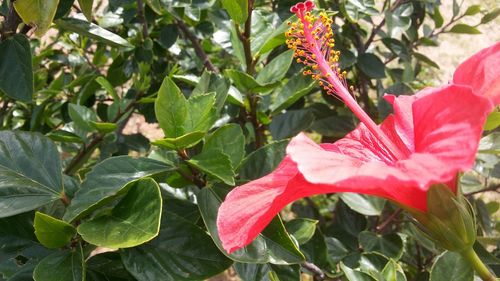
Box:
[0,0,499,280]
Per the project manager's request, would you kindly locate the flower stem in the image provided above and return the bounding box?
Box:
[460,247,496,281]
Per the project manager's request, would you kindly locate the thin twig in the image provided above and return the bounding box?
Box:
[301,262,327,281]
[464,184,500,196]
[376,208,403,233]
[176,19,219,74]
[136,0,149,38]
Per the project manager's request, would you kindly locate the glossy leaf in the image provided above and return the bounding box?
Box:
[0,34,33,102]
[271,73,315,113]
[357,53,386,79]
[238,140,288,180]
[152,131,205,150]
[381,259,407,281]
[63,156,173,222]
[68,104,98,132]
[14,0,59,36]
[340,193,386,216]
[285,219,318,245]
[430,251,474,281]
[121,210,232,281]
[0,131,63,218]
[358,231,404,260]
[55,17,132,48]
[256,50,294,85]
[188,150,235,185]
[33,245,85,281]
[203,124,245,167]
[269,108,315,140]
[340,262,377,281]
[78,178,162,248]
[34,212,76,249]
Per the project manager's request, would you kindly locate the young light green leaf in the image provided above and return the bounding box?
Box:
[14,0,59,36]
[340,193,386,216]
[55,17,132,48]
[220,0,248,24]
[285,219,318,245]
[185,93,217,133]
[34,212,76,249]
[0,34,33,102]
[256,50,294,85]
[78,0,93,20]
[77,178,162,248]
[152,131,206,150]
[0,131,63,218]
[95,76,119,101]
[155,76,188,138]
[449,24,481,34]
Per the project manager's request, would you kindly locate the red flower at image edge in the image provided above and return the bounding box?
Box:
[217,2,500,254]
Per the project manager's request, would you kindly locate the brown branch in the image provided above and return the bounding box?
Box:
[136,0,149,38]
[376,208,403,233]
[176,19,219,74]
[464,184,500,196]
[63,94,143,175]
[301,262,326,281]
[0,0,23,40]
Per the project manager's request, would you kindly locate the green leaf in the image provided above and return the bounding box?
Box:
[33,245,85,281]
[121,210,232,281]
[90,121,117,134]
[225,69,279,93]
[381,259,407,281]
[481,8,500,24]
[479,133,500,154]
[261,217,305,264]
[152,131,206,150]
[155,76,188,137]
[271,73,315,113]
[68,104,98,132]
[238,140,288,180]
[14,0,59,36]
[342,0,378,23]
[484,111,500,131]
[432,7,444,28]
[340,262,377,281]
[414,52,440,69]
[63,156,173,222]
[77,178,161,248]
[340,193,386,216]
[269,108,315,140]
[203,124,245,167]
[0,131,63,218]
[55,17,132,48]
[155,77,217,140]
[34,212,76,249]
[256,50,294,85]
[357,53,385,79]
[188,150,235,185]
[449,24,481,34]
[158,24,179,49]
[0,34,33,102]
[464,4,481,16]
[78,0,93,20]
[95,76,119,101]
[220,0,248,24]
[358,231,404,260]
[234,263,300,281]
[429,251,474,281]
[46,130,83,143]
[285,219,318,245]
[192,71,230,111]
[185,93,217,133]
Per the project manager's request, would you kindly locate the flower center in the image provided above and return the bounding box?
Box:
[286,1,408,161]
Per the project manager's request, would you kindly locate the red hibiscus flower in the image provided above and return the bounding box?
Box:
[217,0,500,254]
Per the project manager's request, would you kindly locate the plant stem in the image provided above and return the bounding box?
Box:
[0,0,22,40]
[460,247,496,281]
[176,19,219,74]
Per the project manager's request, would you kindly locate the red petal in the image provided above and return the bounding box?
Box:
[453,42,500,105]
[412,84,493,181]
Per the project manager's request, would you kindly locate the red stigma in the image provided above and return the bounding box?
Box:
[290,1,315,14]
